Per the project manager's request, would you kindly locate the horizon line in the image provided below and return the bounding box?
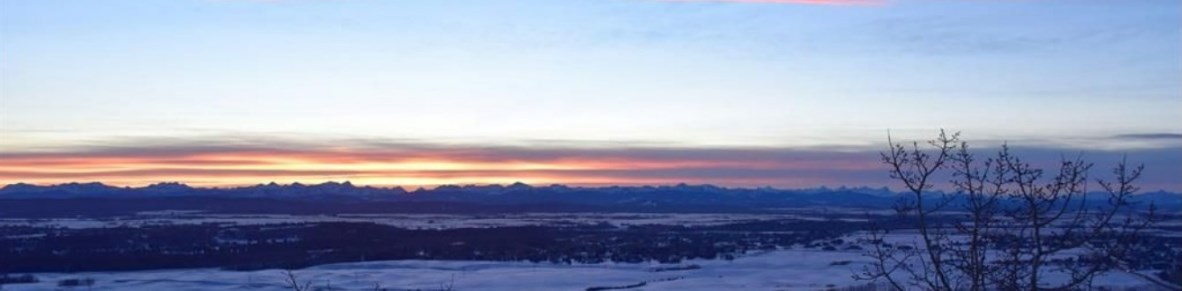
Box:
[3,180,1178,194]
[0,180,890,191]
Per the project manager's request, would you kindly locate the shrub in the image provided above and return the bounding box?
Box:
[57,278,95,287]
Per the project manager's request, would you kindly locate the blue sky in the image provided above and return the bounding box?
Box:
[1,0,1179,189]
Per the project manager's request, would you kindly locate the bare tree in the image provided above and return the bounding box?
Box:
[946,141,1007,291]
[858,130,958,291]
[857,130,1167,291]
[282,270,314,291]
[854,221,911,291]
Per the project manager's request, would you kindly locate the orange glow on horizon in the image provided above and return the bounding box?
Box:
[0,147,886,188]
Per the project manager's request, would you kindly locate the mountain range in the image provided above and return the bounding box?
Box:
[1,182,1178,215]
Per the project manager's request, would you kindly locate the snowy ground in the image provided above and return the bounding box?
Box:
[4,249,867,291]
[4,249,1155,291]
[2,212,1170,290]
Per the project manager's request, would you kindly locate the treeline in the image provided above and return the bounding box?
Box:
[0,220,861,273]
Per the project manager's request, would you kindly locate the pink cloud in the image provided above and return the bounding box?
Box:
[0,142,885,188]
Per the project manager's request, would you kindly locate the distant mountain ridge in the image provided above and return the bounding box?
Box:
[0,181,896,203]
[2,182,1178,212]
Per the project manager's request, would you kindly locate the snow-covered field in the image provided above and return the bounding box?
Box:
[3,249,867,291]
[5,249,1155,291]
[2,211,1171,290]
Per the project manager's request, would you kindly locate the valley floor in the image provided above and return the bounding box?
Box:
[3,249,1155,291]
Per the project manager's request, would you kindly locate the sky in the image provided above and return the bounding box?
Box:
[1,0,1179,190]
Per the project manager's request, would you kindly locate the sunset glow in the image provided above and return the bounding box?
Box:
[2,139,1179,191]
[1,0,1179,191]
[0,145,885,188]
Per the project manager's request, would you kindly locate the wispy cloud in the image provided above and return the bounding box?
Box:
[1,136,1179,191]
[0,137,885,188]
[1112,133,1182,140]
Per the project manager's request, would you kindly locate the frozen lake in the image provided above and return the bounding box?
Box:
[2,249,870,290]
